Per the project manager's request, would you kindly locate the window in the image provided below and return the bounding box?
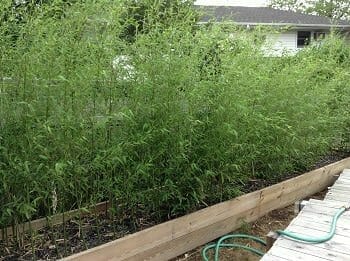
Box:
[297,31,311,48]
[314,32,326,41]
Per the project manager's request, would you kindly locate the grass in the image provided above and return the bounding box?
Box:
[0,0,349,258]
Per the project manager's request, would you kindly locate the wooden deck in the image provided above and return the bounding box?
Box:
[261,169,350,261]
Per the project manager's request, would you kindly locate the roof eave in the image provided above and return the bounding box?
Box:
[197,21,350,30]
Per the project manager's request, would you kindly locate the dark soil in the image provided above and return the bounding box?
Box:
[0,214,156,260]
[0,151,348,260]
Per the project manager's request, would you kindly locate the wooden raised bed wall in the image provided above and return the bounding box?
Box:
[62,157,350,261]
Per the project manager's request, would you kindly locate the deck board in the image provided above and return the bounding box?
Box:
[273,239,350,261]
[267,246,332,260]
[261,169,350,260]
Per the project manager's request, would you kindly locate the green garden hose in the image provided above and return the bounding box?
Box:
[201,234,266,261]
[276,207,346,243]
[201,207,347,261]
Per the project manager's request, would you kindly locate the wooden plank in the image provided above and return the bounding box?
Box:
[290,212,350,229]
[337,176,350,182]
[332,182,350,188]
[294,211,350,229]
[273,238,350,261]
[329,178,350,184]
[324,188,350,197]
[324,195,350,202]
[264,171,350,260]
[300,202,350,217]
[334,178,350,184]
[327,185,350,193]
[261,252,292,260]
[307,199,347,208]
[324,192,350,200]
[289,219,350,238]
[340,169,350,174]
[324,195,350,203]
[327,185,350,192]
[261,253,292,260]
[338,171,350,175]
[329,181,349,187]
[0,201,110,241]
[333,180,350,186]
[267,201,350,257]
[327,188,350,195]
[63,157,350,261]
[267,246,329,260]
[325,193,350,199]
[279,226,350,255]
[328,185,350,191]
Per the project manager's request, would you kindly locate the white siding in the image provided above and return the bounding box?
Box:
[194,0,269,7]
[263,32,298,56]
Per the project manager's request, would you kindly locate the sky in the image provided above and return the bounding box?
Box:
[194,0,270,7]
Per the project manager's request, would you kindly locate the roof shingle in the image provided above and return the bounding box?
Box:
[197,6,350,28]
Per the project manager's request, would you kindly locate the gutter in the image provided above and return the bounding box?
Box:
[197,21,350,30]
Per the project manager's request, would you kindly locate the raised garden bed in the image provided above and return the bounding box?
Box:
[2,157,350,261]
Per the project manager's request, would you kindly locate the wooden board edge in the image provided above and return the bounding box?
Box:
[62,157,350,261]
[0,201,110,241]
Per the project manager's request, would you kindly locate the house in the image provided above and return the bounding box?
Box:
[196,5,350,56]
[194,0,269,7]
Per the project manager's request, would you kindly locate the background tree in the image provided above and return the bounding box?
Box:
[269,0,307,13]
[118,0,198,42]
[269,0,350,21]
[309,0,350,21]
